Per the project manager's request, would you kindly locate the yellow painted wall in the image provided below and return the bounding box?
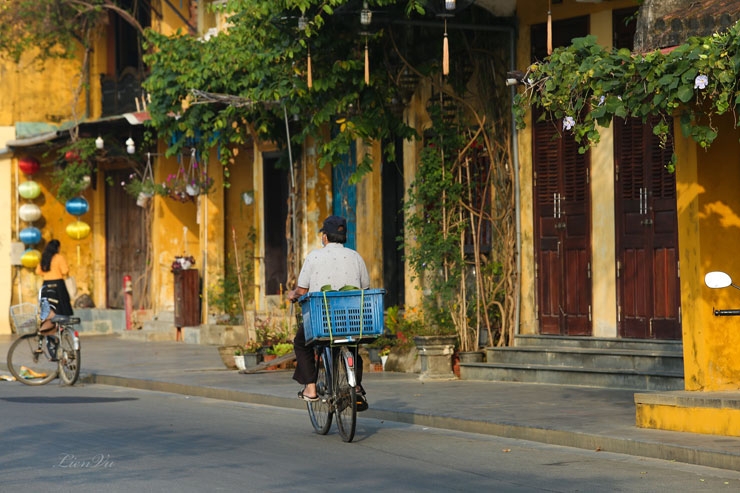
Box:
[0,126,14,335]
[355,138,384,289]
[636,402,740,437]
[588,10,618,338]
[677,112,740,391]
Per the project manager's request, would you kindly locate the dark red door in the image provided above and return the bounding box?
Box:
[105,168,150,309]
[533,116,592,336]
[615,117,681,339]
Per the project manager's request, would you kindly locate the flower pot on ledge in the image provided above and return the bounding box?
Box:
[413,335,458,381]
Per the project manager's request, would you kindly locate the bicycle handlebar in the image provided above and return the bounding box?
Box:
[713,308,740,316]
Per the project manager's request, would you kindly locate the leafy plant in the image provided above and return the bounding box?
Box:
[142,0,421,184]
[209,229,257,324]
[513,27,740,167]
[242,340,263,354]
[120,173,168,199]
[384,305,434,348]
[49,139,98,202]
[266,342,293,357]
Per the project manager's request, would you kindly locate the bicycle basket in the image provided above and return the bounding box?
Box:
[10,303,38,335]
[299,289,386,344]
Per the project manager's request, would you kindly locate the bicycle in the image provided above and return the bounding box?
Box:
[7,300,81,386]
[298,289,385,443]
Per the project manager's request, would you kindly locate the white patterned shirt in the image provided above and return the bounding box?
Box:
[297,242,370,292]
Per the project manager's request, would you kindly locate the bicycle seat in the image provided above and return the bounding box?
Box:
[51,315,81,325]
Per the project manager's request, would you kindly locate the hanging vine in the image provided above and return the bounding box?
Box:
[513,24,740,167]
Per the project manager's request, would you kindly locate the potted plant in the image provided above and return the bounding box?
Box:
[234,340,262,370]
[379,346,391,370]
[233,346,246,371]
[384,304,455,378]
[120,167,168,207]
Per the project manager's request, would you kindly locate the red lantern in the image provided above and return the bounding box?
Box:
[18,157,40,175]
[65,150,80,162]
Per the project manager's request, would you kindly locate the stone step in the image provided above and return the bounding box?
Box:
[72,308,126,334]
[486,346,684,373]
[120,320,177,342]
[460,362,684,391]
[514,334,683,353]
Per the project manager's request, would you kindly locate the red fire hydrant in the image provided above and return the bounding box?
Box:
[124,275,133,330]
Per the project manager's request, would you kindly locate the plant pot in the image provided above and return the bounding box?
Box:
[234,355,246,371]
[380,354,388,370]
[413,335,457,381]
[367,347,381,363]
[218,345,240,370]
[136,192,152,207]
[263,353,278,370]
[243,352,262,368]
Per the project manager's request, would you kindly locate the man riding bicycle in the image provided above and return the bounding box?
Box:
[287,215,371,411]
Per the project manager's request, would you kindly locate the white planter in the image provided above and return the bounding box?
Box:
[234,355,246,371]
[136,192,153,207]
[380,355,388,370]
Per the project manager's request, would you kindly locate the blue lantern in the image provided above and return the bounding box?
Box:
[19,226,42,246]
[65,197,89,216]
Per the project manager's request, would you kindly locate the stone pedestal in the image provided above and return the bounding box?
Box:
[414,335,458,381]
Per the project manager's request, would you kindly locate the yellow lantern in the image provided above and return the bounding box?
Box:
[66,220,91,240]
[20,249,41,269]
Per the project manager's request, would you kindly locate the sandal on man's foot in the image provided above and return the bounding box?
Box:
[298,389,319,402]
[356,394,369,412]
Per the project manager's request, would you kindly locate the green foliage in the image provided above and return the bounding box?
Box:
[384,304,452,348]
[514,25,740,164]
[48,139,99,202]
[142,0,419,182]
[208,228,257,323]
[403,103,468,336]
[0,0,111,64]
[266,342,294,357]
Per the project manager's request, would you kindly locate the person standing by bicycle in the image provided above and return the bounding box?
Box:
[36,239,74,334]
[287,215,371,411]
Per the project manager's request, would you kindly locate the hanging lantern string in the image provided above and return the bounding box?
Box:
[547,0,552,55]
[364,37,370,85]
[443,18,450,76]
[307,45,313,89]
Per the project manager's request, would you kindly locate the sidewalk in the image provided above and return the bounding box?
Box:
[1,334,739,471]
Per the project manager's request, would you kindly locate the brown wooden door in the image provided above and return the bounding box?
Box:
[106,168,150,309]
[533,116,592,335]
[615,117,681,339]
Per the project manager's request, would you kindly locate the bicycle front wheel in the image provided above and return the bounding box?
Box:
[6,333,58,386]
[308,353,332,435]
[334,348,357,443]
[58,328,80,385]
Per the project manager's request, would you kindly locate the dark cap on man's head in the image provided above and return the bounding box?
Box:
[320,215,347,235]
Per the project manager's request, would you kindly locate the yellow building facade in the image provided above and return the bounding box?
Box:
[515,0,740,435]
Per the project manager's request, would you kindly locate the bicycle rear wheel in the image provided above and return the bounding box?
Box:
[58,328,80,385]
[6,333,58,385]
[334,348,357,443]
[307,352,332,435]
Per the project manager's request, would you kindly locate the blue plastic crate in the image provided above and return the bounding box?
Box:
[299,289,386,343]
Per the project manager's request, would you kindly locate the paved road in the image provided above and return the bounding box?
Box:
[1,334,739,472]
[2,382,740,492]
